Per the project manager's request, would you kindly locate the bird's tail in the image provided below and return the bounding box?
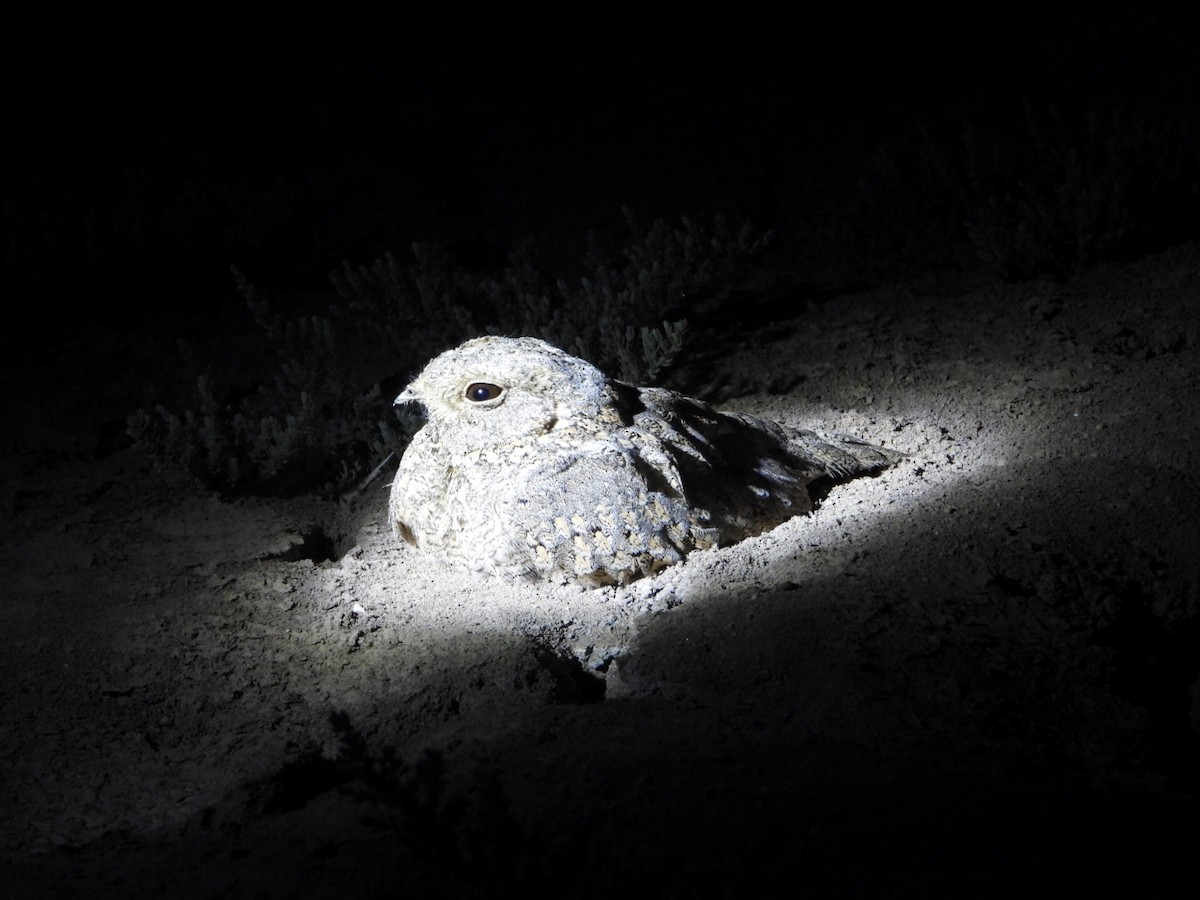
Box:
[798,429,908,480]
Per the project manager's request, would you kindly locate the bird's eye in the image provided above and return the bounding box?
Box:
[465,382,504,403]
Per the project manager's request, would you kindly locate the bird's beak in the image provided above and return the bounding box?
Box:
[393,385,419,407]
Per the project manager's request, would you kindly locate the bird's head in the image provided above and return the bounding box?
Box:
[395,336,611,451]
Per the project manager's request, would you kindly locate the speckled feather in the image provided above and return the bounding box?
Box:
[388,336,903,586]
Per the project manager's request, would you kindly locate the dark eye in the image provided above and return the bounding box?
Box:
[465,382,504,403]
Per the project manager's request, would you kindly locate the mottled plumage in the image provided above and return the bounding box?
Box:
[389,336,903,586]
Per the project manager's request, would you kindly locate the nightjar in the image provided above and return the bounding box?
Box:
[388,336,904,586]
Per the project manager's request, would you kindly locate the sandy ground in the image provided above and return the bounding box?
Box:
[2,243,1198,897]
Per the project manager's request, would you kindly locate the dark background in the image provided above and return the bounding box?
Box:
[5,3,1197,348]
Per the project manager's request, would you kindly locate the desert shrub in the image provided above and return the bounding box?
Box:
[483,211,770,382]
[129,212,770,496]
[963,103,1200,279]
[851,101,1200,282]
[127,277,392,496]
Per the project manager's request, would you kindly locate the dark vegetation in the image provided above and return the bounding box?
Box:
[120,95,1200,497]
[3,14,1197,498]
